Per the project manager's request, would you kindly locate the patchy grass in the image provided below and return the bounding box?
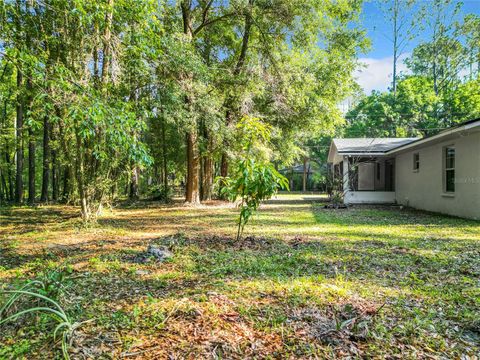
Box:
[0,199,479,359]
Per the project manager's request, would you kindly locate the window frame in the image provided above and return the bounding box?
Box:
[413,152,420,172]
[444,146,455,194]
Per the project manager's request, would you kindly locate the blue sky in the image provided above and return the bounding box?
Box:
[356,0,480,94]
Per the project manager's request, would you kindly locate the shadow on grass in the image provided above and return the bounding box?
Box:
[2,202,479,358]
[310,204,480,227]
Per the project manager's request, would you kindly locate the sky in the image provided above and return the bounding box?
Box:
[356,0,480,94]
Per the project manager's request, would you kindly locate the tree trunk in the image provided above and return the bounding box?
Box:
[202,155,213,201]
[5,146,14,201]
[302,156,308,192]
[28,127,35,204]
[15,69,24,204]
[392,0,398,98]
[50,110,59,201]
[25,0,34,205]
[129,166,139,199]
[40,116,50,202]
[0,166,4,205]
[185,131,200,203]
[75,130,89,221]
[0,172,6,204]
[52,147,59,201]
[62,167,72,202]
[306,162,311,189]
[220,149,229,178]
[219,0,254,178]
[201,131,214,201]
[182,1,201,204]
[58,118,73,203]
[161,114,169,195]
[27,73,35,204]
[3,97,13,201]
[101,0,114,84]
[290,168,294,191]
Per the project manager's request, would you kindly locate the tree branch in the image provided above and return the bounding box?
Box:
[193,12,236,36]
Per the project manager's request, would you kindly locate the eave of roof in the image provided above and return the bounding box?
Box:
[337,152,391,156]
[386,117,480,155]
[333,138,419,154]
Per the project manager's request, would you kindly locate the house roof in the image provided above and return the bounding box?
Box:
[279,162,322,174]
[386,117,480,154]
[328,118,480,164]
[333,138,419,154]
[279,164,310,173]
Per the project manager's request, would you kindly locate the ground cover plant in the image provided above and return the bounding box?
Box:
[1,196,479,359]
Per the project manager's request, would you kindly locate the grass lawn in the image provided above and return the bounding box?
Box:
[1,197,479,359]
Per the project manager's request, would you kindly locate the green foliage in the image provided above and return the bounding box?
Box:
[0,0,368,210]
[35,265,74,300]
[344,1,479,139]
[0,278,86,360]
[346,74,480,137]
[0,339,32,358]
[219,116,289,240]
[147,184,173,203]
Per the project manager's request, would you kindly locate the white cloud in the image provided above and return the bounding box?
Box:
[355,53,410,95]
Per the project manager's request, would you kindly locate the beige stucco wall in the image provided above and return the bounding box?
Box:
[395,132,480,220]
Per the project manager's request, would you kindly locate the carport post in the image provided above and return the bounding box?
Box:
[343,156,349,192]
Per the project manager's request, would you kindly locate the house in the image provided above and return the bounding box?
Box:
[327,118,480,220]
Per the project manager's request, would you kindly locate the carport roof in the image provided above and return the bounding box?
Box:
[333,138,419,154]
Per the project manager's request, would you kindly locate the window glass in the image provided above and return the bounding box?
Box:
[446,148,455,169]
[445,147,455,193]
[446,170,455,192]
[413,153,419,171]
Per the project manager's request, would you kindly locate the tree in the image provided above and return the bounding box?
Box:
[346,0,479,139]
[219,116,289,241]
[381,0,419,96]
[0,62,16,203]
[345,91,400,137]
[456,14,480,79]
[443,77,480,122]
[405,0,466,97]
[0,0,368,220]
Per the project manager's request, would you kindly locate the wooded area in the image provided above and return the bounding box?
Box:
[1,1,480,358]
[0,0,367,221]
[344,1,480,138]
[0,0,479,220]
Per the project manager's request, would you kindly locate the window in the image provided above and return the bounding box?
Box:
[413,153,420,171]
[445,147,455,193]
[376,162,381,181]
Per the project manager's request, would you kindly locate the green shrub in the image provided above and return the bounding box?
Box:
[147,184,173,202]
[218,116,289,240]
